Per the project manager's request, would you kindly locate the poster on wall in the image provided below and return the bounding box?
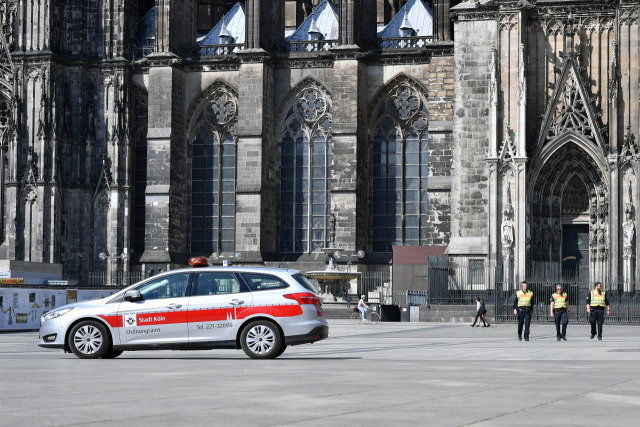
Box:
[0,289,68,330]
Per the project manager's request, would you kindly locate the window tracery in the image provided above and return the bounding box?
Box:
[279,86,332,253]
[191,86,238,254]
[370,80,429,252]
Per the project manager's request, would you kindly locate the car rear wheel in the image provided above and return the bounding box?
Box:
[100,349,124,359]
[240,320,282,359]
[69,321,111,359]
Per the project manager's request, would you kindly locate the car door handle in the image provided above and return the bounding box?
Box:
[229,300,244,306]
[166,303,182,309]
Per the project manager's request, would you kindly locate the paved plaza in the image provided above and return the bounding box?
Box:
[1,320,640,426]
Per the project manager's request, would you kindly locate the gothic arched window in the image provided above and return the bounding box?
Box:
[190,87,238,254]
[279,86,332,253]
[370,80,429,252]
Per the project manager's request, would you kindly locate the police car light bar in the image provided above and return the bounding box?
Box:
[189,257,209,267]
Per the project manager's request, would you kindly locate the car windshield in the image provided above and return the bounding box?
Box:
[293,274,319,294]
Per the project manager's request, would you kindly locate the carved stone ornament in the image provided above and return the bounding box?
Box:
[501,185,514,249]
[368,75,429,140]
[623,180,635,249]
[535,53,607,157]
[189,82,239,144]
[517,43,526,106]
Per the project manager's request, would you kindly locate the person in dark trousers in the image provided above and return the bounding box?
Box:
[513,281,533,341]
[586,282,610,340]
[550,284,569,341]
[471,299,489,327]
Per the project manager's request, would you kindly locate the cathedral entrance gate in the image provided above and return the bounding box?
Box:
[562,224,589,280]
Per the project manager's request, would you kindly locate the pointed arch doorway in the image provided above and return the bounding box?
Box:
[528,139,608,282]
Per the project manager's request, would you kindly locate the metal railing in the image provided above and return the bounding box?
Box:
[423,266,496,305]
[358,270,392,305]
[280,40,338,53]
[131,47,153,61]
[180,44,245,58]
[394,290,428,306]
[88,271,144,287]
[372,36,434,51]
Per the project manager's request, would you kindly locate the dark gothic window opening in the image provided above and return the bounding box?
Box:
[371,82,429,253]
[191,89,238,255]
[280,87,333,253]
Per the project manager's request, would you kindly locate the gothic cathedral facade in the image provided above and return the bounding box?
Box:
[0,1,638,290]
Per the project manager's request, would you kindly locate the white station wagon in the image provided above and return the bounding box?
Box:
[39,260,328,359]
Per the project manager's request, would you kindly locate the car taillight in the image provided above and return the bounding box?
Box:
[284,293,324,316]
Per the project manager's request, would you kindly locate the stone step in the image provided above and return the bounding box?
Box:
[323,308,358,320]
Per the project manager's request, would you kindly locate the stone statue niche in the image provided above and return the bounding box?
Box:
[501,183,514,287]
[622,179,635,293]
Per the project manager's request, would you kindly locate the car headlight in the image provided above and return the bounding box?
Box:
[42,308,74,322]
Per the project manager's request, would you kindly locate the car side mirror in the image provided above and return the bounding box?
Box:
[124,290,143,302]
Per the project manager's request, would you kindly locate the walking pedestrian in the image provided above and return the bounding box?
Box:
[513,281,533,341]
[470,298,489,327]
[586,282,610,340]
[473,297,481,327]
[481,299,490,327]
[550,284,569,341]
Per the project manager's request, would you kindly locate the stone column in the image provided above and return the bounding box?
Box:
[233,54,278,261]
[608,155,619,287]
[328,0,376,254]
[487,47,499,269]
[622,182,635,293]
[139,1,196,270]
[231,1,284,262]
[514,35,527,282]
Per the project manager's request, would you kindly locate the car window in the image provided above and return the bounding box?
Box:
[135,273,190,300]
[241,273,289,291]
[195,273,249,296]
[292,274,319,294]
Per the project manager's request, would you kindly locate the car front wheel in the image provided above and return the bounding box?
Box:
[68,321,111,359]
[240,320,283,359]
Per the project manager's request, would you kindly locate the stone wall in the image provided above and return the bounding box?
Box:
[449,18,496,255]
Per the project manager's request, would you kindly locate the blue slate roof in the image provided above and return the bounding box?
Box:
[287,0,339,41]
[137,7,155,47]
[199,3,246,45]
[378,0,434,38]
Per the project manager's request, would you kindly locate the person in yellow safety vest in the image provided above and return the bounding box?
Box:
[513,281,533,341]
[549,284,569,341]
[586,282,610,340]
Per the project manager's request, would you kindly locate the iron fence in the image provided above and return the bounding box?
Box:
[358,270,392,306]
[424,266,497,305]
[88,271,144,287]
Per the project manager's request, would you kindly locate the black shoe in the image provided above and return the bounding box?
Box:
[486,324,490,327]
[590,334,595,339]
[482,325,487,327]
[598,336,602,340]
[470,324,475,327]
[557,337,561,341]
[525,337,529,341]
[562,337,567,341]
[518,336,522,341]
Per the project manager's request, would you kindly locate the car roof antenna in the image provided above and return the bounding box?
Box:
[277,256,286,268]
